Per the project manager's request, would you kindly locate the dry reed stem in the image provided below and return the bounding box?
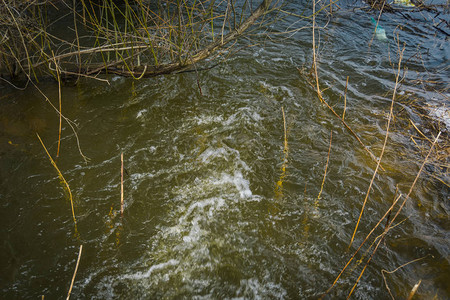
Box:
[317,130,332,201]
[381,255,429,300]
[275,107,289,200]
[120,152,124,216]
[368,1,386,49]
[343,76,348,120]
[31,80,90,162]
[347,229,385,299]
[66,244,83,300]
[36,133,77,227]
[346,132,441,298]
[73,0,82,81]
[410,119,433,144]
[53,54,62,158]
[406,280,422,300]
[321,194,402,299]
[348,43,406,249]
[312,0,323,103]
[321,97,383,170]
[1,0,32,77]
[282,106,288,152]
[324,131,440,297]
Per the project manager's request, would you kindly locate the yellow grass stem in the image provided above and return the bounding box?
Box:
[120,153,124,216]
[343,76,348,120]
[31,80,90,162]
[275,107,289,200]
[324,128,439,297]
[347,132,441,299]
[406,280,422,300]
[348,43,405,249]
[321,97,383,170]
[316,130,332,202]
[282,106,288,152]
[66,245,83,300]
[410,119,433,144]
[73,0,82,80]
[53,53,62,158]
[320,194,402,299]
[36,133,77,228]
[312,0,323,103]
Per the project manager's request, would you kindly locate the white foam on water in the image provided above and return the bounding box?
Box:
[197,146,250,171]
[259,81,295,98]
[193,114,224,125]
[429,105,450,130]
[198,147,229,163]
[136,109,147,118]
[236,277,287,299]
[122,259,179,280]
[217,171,252,199]
[191,107,262,129]
[112,106,264,296]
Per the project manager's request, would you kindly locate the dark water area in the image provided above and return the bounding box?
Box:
[0,0,449,299]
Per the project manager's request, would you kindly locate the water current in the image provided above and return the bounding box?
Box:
[0,0,449,299]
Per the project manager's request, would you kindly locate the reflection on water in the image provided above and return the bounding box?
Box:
[0,0,448,299]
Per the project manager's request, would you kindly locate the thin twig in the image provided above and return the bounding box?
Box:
[407,280,422,300]
[66,245,83,300]
[317,130,332,200]
[36,133,77,227]
[321,98,383,169]
[343,76,348,120]
[31,80,90,162]
[347,132,441,298]
[275,107,289,200]
[120,153,124,216]
[312,0,323,102]
[348,43,406,249]
[382,255,429,299]
[53,53,63,158]
[282,106,288,152]
[320,194,402,299]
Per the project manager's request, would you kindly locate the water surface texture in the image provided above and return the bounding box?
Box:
[1,1,449,299]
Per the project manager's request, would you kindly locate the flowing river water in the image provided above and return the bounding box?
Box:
[0,1,449,299]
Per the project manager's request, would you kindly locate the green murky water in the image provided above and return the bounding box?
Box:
[1,1,449,299]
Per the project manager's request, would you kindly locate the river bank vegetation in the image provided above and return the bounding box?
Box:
[0,0,279,81]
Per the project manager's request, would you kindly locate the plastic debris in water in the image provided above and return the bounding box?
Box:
[371,17,388,41]
[393,0,415,7]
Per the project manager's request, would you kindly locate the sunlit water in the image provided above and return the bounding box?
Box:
[0,1,448,299]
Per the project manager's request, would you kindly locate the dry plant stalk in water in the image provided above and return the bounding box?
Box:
[348,40,406,249]
[66,244,83,300]
[36,133,77,230]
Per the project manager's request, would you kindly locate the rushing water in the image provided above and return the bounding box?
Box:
[1,1,449,299]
